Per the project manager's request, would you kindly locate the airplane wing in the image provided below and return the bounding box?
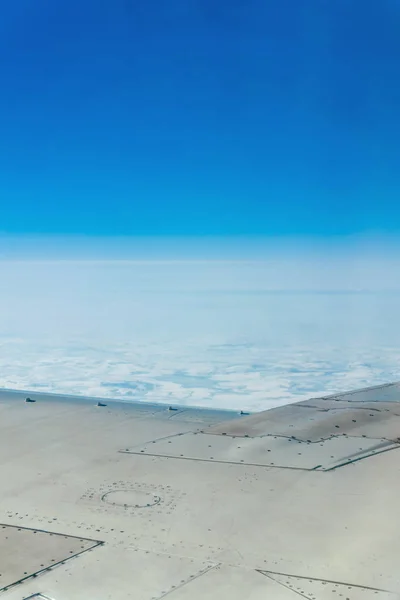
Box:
[1,383,400,600]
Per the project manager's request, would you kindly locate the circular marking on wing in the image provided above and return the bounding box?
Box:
[101,490,161,508]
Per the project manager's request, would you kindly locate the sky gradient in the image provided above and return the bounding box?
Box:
[1,2,400,408]
[1,0,400,236]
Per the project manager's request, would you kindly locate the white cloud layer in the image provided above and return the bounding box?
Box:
[0,257,400,411]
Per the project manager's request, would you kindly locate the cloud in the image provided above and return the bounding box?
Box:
[0,255,399,411]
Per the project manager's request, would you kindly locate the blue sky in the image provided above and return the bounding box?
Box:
[1,0,400,237]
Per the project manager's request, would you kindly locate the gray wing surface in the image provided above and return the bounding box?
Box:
[0,383,400,599]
